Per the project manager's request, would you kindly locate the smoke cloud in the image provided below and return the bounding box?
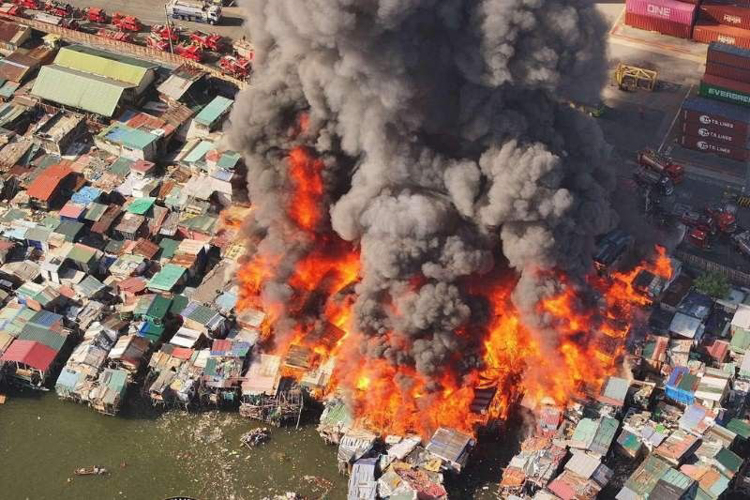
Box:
[229,1,617,380]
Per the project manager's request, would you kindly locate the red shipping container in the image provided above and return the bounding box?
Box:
[627,0,697,24]
[703,71,750,94]
[705,60,750,82]
[708,42,750,71]
[693,21,750,49]
[626,12,693,38]
[700,1,750,30]
[680,133,749,160]
[682,109,750,135]
[682,119,750,145]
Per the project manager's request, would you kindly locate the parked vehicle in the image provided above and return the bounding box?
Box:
[190,30,223,51]
[637,149,684,184]
[97,28,131,43]
[219,55,251,79]
[705,203,737,234]
[166,0,221,25]
[634,167,674,196]
[151,24,179,43]
[174,43,203,62]
[84,7,106,23]
[733,231,750,258]
[112,12,141,32]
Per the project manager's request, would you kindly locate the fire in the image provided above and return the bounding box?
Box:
[288,146,325,231]
[236,133,670,438]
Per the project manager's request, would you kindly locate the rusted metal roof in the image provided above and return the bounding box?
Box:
[26,163,72,201]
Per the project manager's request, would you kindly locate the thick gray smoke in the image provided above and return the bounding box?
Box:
[229,1,617,379]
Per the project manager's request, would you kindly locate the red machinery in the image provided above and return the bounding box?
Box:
[145,33,170,51]
[219,55,251,79]
[175,43,203,62]
[151,24,179,42]
[44,1,72,17]
[14,0,40,10]
[688,228,709,249]
[0,4,25,16]
[637,149,684,184]
[112,12,141,32]
[97,28,131,43]
[705,203,737,234]
[190,30,222,51]
[85,7,106,23]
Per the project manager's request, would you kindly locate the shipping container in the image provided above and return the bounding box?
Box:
[700,1,750,30]
[708,42,750,71]
[706,60,750,82]
[701,73,750,106]
[680,133,750,161]
[626,12,693,38]
[682,114,750,141]
[627,0,698,25]
[682,119,750,146]
[682,96,750,133]
[693,21,750,49]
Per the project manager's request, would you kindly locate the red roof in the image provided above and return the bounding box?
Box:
[172,347,194,360]
[0,339,57,371]
[59,202,86,219]
[26,164,72,201]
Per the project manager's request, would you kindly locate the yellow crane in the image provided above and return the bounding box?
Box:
[614,63,658,92]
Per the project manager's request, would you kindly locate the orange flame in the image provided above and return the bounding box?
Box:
[288,146,325,231]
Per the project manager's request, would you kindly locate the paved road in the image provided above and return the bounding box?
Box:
[64,0,247,41]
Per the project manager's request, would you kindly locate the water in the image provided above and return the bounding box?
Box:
[0,388,346,500]
[0,388,512,500]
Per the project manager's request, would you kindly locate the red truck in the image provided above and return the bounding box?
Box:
[112,12,141,32]
[219,55,251,79]
[151,24,179,42]
[175,43,203,62]
[44,1,72,17]
[190,30,223,51]
[637,149,684,184]
[85,7,107,23]
[14,0,40,10]
[705,203,737,234]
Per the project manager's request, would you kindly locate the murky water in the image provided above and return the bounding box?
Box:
[0,388,512,500]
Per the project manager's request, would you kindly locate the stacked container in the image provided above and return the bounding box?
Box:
[679,96,750,160]
[694,1,750,48]
[625,0,698,39]
[701,42,750,106]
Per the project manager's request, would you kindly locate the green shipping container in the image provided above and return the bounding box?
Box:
[700,81,750,107]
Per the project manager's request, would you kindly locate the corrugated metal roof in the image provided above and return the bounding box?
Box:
[18,325,65,351]
[194,96,233,126]
[101,123,157,150]
[84,202,108,222]
[26,163,71,201]
[31,65,129,117]
[148,264,186,291]
[127,197,156,215]
[55,45,155,86]
[1,339,57,370]
[54,220,84,241]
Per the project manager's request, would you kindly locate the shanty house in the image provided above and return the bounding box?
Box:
[147,264,187,294]
[348,457,378,500]
[107,334,150,381]
[32,111,87,156]
[0,339,59,388]
[95,123,159,161]
[187,96,233,139]
[88,368,129,416]
[25,163,74,210]
[425,427,475,472]
[0,20,31,55]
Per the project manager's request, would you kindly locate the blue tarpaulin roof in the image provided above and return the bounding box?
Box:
[71,186,102,206]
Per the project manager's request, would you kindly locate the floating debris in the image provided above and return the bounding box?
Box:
[240,427,270,448]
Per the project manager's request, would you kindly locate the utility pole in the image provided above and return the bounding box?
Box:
[164,4,174,55]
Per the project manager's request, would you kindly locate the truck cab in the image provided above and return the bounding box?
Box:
[634,167,674,196]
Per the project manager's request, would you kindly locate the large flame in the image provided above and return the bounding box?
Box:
[236,143,674,438]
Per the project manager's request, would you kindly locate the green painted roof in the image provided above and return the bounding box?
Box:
[623,455,671,496]
[31,65,129,117]
[660,468,693,490]
[127,197,156,215]
[181,214,217,234]
[725,418,750,439]
[194,96,233,126]
[54,220,84,242]
[66,244,98,264]
[84,202,108,222]
[100,123,157,150]
[731,329,750,353]
[41,215,60,230]
[159,238,179,260]
[169,294,189,315]
[147,295,171,320]
[109,156,134,176]
[148,264,186,291]
[18,324,65,351]
[715,447,742,473]
[55,45,154,86]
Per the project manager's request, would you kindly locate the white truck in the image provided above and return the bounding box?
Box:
[166,0,222,25]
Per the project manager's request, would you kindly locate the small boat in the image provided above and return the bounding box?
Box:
[74,466,108,476]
